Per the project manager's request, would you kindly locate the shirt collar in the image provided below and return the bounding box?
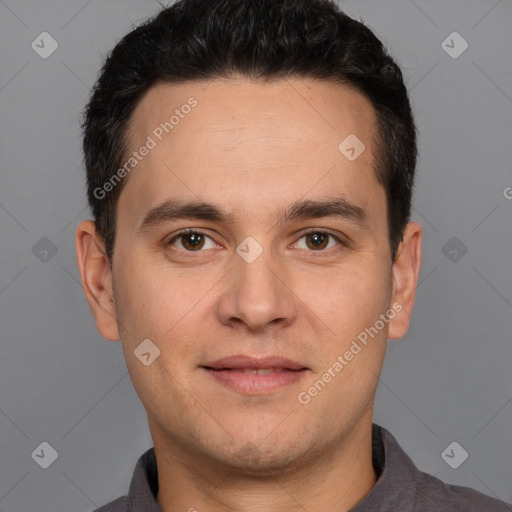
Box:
[350,423,418,511]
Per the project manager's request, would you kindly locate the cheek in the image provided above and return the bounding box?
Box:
[112,256,167,341]
[113,255,213,348]
[295,261,391,341]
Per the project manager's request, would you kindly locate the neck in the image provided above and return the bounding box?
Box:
[153,415,377,512]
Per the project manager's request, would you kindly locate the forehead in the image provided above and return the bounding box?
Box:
[128,77,377,157]
[120,77,383,225]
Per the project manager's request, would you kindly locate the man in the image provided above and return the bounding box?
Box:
[75,0,512,510]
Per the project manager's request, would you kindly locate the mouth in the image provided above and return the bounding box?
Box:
[200,355,310,394]
[207,367,300,375]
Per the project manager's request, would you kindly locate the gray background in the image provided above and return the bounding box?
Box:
[0,0,511,510]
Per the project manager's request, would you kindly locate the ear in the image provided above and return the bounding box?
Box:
[387,221,422,340]
[75,220,120,341]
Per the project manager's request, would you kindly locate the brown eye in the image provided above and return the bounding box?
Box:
[169,231,216,251]
[304,232,330,250]
[295,231,342,251]
[180,232,204,251]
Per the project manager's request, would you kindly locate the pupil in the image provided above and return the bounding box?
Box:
[308,233,327,249]
[185,233,203,249]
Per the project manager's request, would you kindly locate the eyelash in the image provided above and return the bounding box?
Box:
[167,228,345,253]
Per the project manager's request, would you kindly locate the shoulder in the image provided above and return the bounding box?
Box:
[413,469,512,511]
[374,425,511,512]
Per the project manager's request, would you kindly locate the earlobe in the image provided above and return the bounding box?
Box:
[387,221,422,340]
[75,220,120,341]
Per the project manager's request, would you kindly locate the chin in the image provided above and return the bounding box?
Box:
[213,437,314,476]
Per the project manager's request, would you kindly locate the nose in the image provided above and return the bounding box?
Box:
[216,245,298,333]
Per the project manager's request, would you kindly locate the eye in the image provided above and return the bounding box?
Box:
[168,230,217,252]
[293,230,342,251]
[167,229,344,253]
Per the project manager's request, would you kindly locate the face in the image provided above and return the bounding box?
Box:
[77,77,421,474]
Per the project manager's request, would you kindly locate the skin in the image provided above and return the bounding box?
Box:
[76,77,422,512]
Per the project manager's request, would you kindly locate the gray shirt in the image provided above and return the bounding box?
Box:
[93,424,512,511]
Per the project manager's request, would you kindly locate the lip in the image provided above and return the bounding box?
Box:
[200,355,309,395]
[202,355,307,371]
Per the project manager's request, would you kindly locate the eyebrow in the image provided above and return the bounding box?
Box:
[137,197,369,233]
